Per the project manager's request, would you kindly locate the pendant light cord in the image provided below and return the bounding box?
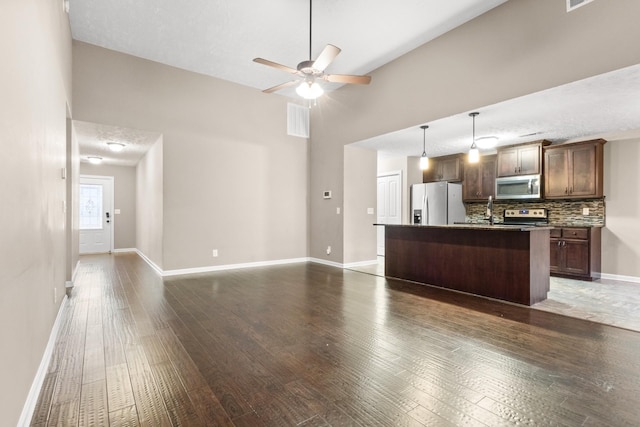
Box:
[420,125,428,156]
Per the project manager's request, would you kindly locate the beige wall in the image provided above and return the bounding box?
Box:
[310,0,640,264]
[81,163,137,250]
[344,146,377,264]
[603,139,640,279]
[73,41,309,271]
[136,139,164,268]
[0,0,72,424]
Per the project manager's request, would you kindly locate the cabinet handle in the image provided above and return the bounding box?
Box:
[557,241,561,247]
[565,187,568,194]
[570,187,573,194]
[562,241,566,247]
[515,167,517,173]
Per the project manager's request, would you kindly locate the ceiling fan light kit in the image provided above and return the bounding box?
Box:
[419,125,429,170]
[468,112,480,163]
[253,0,371,100]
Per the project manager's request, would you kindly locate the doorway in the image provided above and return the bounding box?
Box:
[377,171,402,256]
[79,175,114,254]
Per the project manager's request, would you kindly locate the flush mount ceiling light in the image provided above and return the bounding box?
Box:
[475,136,498,149]
[419,125,429,170]
[87,156,103,165]
[107,142,125,152]
[468,112,480,164]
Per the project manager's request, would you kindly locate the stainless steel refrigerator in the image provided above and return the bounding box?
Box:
[410,182,465,225]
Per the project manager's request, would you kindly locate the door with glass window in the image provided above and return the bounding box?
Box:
[79,176,113,254]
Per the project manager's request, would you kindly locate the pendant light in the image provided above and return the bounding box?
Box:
[468,112,480,163]
[419,125,429,170]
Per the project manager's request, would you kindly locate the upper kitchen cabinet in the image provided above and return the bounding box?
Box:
[423,154,464,183]
[463,155,496,201]
[496,140,549,177]
[544,139,606,199]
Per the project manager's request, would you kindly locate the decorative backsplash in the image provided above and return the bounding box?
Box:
[465,198,606,226]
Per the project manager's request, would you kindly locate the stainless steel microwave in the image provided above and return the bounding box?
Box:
[495,174,541,200]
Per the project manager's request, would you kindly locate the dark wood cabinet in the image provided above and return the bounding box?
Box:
[423,154,463,182]
[463,155,496,201]
[497,141,549,177]
[549,227,601,280]
[544,139,605,199]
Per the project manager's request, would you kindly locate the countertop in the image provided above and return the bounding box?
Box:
[375,223,553,231]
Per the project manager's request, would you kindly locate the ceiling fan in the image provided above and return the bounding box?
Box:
[253,0,372,99]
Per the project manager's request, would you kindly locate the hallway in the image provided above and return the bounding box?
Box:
[32,253,640,425]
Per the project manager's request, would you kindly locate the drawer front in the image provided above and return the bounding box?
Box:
[561,228,588,240]
[549,228,562,238]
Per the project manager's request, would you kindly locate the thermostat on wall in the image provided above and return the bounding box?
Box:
[323,191,332,199]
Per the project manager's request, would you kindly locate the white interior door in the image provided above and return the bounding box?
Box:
[377,172,402,256]
[79,176,113,254]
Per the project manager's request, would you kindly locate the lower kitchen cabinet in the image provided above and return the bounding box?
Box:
[549,227,601,280]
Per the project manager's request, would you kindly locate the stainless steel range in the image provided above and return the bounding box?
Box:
[503,208,548,226]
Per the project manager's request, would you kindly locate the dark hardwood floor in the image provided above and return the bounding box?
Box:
[32,253,640,426]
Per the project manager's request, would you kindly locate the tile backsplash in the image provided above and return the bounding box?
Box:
[465,198,605,226]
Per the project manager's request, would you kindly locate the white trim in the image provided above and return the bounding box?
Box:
[377,169,403,178]
[600,273,640,284]
[18,295,69,427]
[162,257,311,277]
[113,248,137,253]
[135,249,164,276]
[343,259,379,268]
[309,257,344,269]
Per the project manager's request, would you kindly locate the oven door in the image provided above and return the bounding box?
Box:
[495,174,541,200]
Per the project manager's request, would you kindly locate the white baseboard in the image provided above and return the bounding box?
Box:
[18,295,69,427]
[134,249,164,276]
[113,248,137,253]
[308,257,344,269]
[162,257,311,277]
[343,259,379,268]
[600,272,640,284]
[131,250,373,277]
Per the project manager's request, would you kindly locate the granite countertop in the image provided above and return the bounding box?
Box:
[375,223,553,231]
[547,223,604,228]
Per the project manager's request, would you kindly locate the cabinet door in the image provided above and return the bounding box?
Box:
[569,144,597,197]
[563,239,589,275]
[463,163,481,200]
[440,157,462,181]
[497,148,519,177]
[480,157,496,199]
[423,161,440,182]
[550,238,562,273]
[518,145,541,175]
[545,148,570,198]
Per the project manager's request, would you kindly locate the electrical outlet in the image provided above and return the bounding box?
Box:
[54,287,57,303]
[367,208,374,215]
[326,246,331,255]
[212,249,219,257]
[336,207,340,215]
[582,207,590,216]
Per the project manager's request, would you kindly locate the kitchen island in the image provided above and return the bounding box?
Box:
[383,224,550,305]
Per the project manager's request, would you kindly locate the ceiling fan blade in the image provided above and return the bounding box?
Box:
[253,58,298,74]
[262,80,299,94]
[324,74,372,85]
[312,44,341,72]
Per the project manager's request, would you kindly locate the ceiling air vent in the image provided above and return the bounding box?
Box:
[567,0,594,12]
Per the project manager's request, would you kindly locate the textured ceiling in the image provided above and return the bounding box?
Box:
[69,0,639,164]
[354,64,640,158]
[74,121,161,166]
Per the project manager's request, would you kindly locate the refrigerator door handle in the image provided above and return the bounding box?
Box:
[423,194,428,225]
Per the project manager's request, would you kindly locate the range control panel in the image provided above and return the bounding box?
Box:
[504,208,548,219]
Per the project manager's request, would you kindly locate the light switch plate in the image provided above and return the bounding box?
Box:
[114,209,121,214]
[367,208,374,215]
[582,208,589,216]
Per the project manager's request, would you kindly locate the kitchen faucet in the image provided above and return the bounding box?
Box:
[487,195,494,225]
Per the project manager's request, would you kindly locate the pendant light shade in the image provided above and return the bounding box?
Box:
[468,112,480,164]
[419,125,429,170]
